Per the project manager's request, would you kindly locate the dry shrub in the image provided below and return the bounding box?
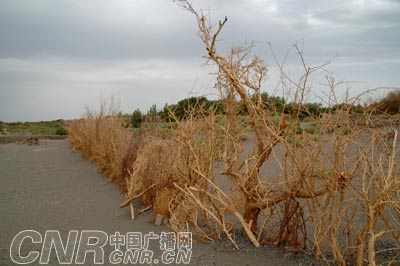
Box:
[69,3,399,265]
[129,2,399,265]
[127,105,399,264]
[68,100,131,190]
[373,91,400,114]
[69,96,399,265]
[123,135,179,217]
[121,133,145,181]
[276,110,400,265]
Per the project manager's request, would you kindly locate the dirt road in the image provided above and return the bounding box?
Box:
[0,139,323,265]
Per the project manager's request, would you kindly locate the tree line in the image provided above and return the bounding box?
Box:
[123,90,399,128]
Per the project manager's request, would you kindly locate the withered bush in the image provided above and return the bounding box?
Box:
[68,101,131,190]
[133,1,398,265]
[121,133,145,182]
[373,91,400,114]
[69,2,400,265]
[123,135,179,218]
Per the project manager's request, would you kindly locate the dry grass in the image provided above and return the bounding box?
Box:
[68,100,131,190]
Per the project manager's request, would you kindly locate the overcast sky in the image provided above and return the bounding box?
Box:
[0,0,399,122]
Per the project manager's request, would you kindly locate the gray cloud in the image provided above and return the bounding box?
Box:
[0,0,399,121]
[0,0,203,60]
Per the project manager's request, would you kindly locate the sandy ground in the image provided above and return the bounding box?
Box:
[0,139,327,265]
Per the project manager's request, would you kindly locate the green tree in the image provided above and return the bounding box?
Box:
[131,109,143,128]
[171,97,209,120]
[146,104,159,123]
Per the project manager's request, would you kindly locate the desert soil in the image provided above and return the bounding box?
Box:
[0,139,326,265]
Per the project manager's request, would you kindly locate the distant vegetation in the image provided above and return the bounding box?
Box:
[372,90,400,114]
[0,120,68,136]
[119,90,399,129]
